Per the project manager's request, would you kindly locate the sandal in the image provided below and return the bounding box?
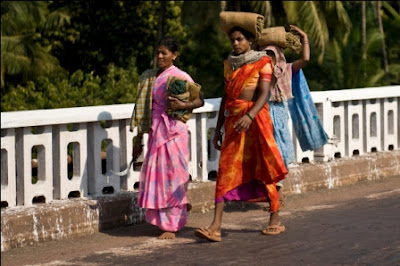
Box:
[194,227,222,242]
[262,223,286,235]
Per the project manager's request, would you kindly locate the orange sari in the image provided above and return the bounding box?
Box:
[216,56,287,212]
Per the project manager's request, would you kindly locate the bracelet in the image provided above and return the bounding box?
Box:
[246,112,254,121]
[191,101,195,109]
[303,41,309,44]
[215,130,223,135]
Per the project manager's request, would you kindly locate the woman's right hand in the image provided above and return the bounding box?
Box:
[132,141,143,160]
[213,131,223,150]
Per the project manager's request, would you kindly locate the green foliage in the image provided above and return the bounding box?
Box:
[1,1,399,112]
[180,1,231,98]
[302,1,400,90]
[101,58,139,105]
[1,1,69,89]
[1,61,139,111]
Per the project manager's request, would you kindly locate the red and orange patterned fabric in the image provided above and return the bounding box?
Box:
[216,56,287,213]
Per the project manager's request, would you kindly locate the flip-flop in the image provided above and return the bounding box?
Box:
[262,223,286,235]
[194,227,222,242]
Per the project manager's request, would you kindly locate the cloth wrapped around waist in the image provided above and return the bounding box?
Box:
[216,98,287,196]
[166,76,201,123]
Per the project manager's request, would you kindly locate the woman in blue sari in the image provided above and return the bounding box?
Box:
[258,25,328,205]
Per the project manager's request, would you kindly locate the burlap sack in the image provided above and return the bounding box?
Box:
[257,26,287,48]
[166,76,201,123]
[219,11,264,40]
[257,27,302,52]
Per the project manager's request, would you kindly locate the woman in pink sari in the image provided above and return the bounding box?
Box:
[131,37,204,239]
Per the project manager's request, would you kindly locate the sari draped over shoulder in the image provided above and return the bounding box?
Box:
[138,65,193,232]
[216,56,288,213]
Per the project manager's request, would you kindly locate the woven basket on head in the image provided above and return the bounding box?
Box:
[219,11,264,40]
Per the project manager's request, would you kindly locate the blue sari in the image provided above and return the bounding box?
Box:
[288,69,329,151]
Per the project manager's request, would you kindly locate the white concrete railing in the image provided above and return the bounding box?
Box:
[1,86,399,207]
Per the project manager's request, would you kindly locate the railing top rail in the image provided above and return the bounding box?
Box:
[0,98,222,129]
[310,86,400,102]
[1,86,399,129]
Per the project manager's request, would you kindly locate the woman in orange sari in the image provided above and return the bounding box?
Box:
[194,26,288,242]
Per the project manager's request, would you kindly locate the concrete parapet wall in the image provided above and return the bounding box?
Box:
[1,150,399,251]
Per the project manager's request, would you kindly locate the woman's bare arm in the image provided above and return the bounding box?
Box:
[291,25,310,72]
[213,91,227,150]
[168,92,204,110]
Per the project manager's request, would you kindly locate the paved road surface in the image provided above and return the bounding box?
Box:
[2,175,400,266]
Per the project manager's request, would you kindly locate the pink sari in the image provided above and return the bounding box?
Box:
[137,65,193,232]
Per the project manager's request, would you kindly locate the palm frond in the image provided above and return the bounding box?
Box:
[1,1,47,35]
[365,30,383,56]
[248,1,273,27]
[382,2,400,22]
[282,1,299,22]
[43,7,71,32]
[299,1,328,64]
[323,39,344,89]
[333,1,352,44]
[366,69,385,87]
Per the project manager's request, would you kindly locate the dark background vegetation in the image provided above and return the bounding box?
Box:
[1,1,399,111]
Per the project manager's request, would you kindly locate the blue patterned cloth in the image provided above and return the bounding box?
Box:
[269,101,295,168]
[288,69,329,151]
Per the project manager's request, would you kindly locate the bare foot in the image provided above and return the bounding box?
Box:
[158,231,176,240]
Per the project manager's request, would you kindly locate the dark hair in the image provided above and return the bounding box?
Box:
[156,36,179,53]
[229,26,255,40]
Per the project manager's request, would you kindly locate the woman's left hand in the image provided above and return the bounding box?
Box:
[168,96,185,111]
[234,115,253,133]
[290,25,308,42]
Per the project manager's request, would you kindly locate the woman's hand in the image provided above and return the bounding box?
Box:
[213,131,223,150]
[168,96,186,111]
[289,25,308,43]
[132,141,143,160]
[234,114,253,133]
[290,24,310,71]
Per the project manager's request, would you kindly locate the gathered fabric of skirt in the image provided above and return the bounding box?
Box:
[137,65,193,232]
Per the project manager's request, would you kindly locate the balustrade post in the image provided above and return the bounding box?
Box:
[16,126,53,206]
[1,129,17,207]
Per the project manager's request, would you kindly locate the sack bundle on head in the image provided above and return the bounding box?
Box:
[257,26,302,53]
[166,76,201,123]
[219,11,264,40]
